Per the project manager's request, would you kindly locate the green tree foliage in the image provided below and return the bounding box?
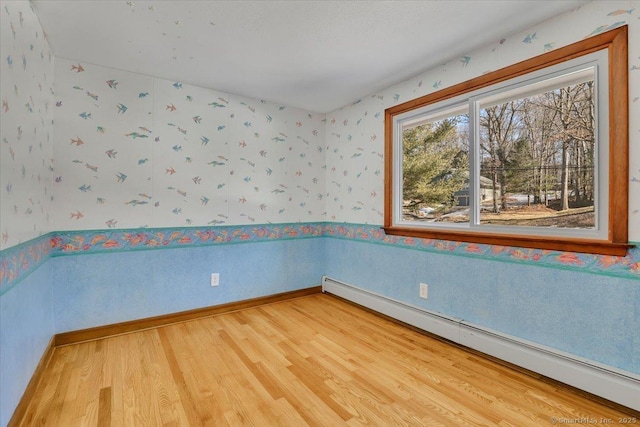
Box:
[402,117,469,212]
[504,137,535,196]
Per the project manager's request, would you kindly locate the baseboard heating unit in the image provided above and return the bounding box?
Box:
[321,276,640,412]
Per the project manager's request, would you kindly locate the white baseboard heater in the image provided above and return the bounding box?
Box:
[322,276,640,412]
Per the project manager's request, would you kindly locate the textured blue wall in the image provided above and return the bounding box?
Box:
[52,238,326,333]
[0,263,55,427]
[324,238,640,375]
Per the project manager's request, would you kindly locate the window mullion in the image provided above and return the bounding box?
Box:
[469,101,479,228]
[393,118,404,227]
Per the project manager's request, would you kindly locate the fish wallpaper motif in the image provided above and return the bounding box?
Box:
[53,58,326,230]
[0,1,54,250]
[1,0,639,269]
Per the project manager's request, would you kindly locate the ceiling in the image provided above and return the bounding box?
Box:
[32,0,588,113]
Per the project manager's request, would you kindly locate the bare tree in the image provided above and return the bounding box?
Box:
[521,95,559,206]
[552,82,596,210]
[479,101,522,213]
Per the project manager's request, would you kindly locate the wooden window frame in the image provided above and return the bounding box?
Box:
[384,27,630,256]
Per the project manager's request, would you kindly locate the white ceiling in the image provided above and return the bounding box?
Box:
[32,0,588,113]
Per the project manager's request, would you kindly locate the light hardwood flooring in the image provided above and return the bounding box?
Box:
[17,293,637,426]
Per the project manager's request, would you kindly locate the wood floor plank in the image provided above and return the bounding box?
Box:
[16,293,639,426]
[97,387,112,427]
[156,326,209,425]
[285,351,356,421]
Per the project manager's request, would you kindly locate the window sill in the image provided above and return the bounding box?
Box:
[382,226,632,256]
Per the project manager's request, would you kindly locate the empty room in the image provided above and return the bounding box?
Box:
[1,0,639,425]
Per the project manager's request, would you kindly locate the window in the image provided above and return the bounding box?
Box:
[384,27,629,256]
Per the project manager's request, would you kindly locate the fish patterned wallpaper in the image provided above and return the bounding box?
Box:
[2,0,639,246]
[52,58,326,230]
[0,1,54,250]
[324,0,640,242]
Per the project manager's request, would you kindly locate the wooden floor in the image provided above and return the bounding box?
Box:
[17,293,636,426]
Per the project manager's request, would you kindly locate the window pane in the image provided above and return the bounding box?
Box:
[478,74,596,229]
[402,113,469,223]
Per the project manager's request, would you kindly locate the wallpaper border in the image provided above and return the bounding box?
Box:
[51,223,324,255]
[0,234,53,296]
[1,222,638,293]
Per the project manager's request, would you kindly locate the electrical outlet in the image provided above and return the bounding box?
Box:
[419,283,428,299]
[210,273,220,287]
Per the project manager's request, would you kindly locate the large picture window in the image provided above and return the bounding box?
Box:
[384,27,629,256]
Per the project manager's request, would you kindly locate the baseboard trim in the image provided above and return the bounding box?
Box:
[322,276,640,413]
[7,336,56,427]
[55,286,322,346]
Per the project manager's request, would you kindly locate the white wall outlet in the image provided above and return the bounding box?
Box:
[419,283,428,299]
[210,273,220,287]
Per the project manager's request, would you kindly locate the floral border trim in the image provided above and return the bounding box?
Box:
[0,234,53,294]
[51,223,323,255]
[323,223,640,279]
[1,222,639,292]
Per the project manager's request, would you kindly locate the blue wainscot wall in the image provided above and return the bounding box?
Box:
[0,261,54,427]
[51,237,325,332]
